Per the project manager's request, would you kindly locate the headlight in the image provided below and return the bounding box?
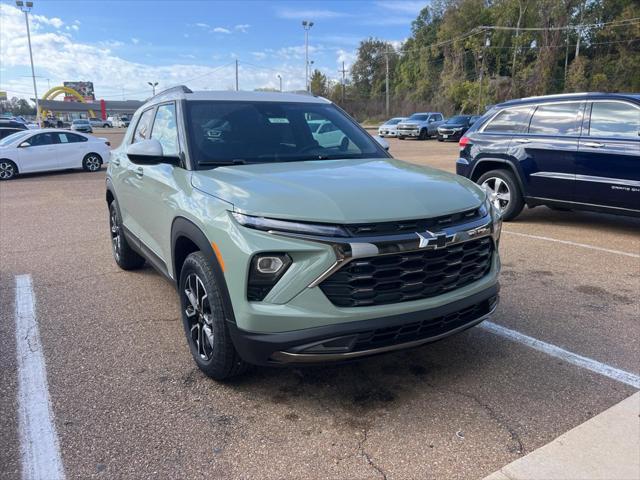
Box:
[232,212,348,237]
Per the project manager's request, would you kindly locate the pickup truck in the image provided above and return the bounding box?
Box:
[397,112,445,140]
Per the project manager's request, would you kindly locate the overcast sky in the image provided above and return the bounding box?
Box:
[0,0,426,101]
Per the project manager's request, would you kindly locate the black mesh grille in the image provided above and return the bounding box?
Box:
[319,237,494,307]
[351,297,495,352]
[344,208,481,236]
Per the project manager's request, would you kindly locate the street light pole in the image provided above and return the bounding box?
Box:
[277,74,282,92]
[302,20,314,92]
[147,81,158,96]
[16,1,40,126]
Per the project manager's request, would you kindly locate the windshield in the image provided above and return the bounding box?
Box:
[0,130,31,146]
[408,114,428,121]
[185,101,387,167]
[385,118,403,125]
[74,119,89,124]
[446,116,469,124]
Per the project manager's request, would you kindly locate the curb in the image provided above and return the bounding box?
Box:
[483,392,640,480]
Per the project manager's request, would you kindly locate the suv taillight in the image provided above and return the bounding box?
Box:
[459,136,470,148]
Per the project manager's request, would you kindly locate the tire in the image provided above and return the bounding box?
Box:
[83,153,102,172]
[418,128,428,140]
[108,201,145,270]
[477,169,525,221]
[398,136,405,140]
[437,137,444,142]
[179,252,248,380]
[0,160,18,180]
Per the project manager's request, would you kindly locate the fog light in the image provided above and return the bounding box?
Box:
[247,253,292,301]
[256,256,285,274]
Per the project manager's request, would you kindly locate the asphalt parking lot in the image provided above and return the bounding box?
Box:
[1,132,638,479]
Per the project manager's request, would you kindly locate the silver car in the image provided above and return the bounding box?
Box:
[378,117,407,137]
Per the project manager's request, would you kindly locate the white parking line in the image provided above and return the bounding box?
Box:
[14,274,65,480]
[481,321,640,389]
[503,230,640,258]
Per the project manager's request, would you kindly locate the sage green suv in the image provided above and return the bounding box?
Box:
[106,86,502,379]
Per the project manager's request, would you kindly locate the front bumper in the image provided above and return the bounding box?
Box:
[229,283,499,365]
[397,129,420,137]
[438,130,464,141]
[378,129,397,137]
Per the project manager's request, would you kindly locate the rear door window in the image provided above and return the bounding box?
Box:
[588,101,640,139]
[483,107,532,133]
[528,102,582,135]
[26,133,59,146]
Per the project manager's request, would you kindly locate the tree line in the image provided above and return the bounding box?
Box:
[310,0,639,122]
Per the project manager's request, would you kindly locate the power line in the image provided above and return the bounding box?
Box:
[480,17,640,32]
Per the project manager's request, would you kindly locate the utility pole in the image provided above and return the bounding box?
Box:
[478,30,490,115]
[16,1,40,126]
[339,61,347,103]
[563,29,570,87]
[575,5,584,59]
[302,20,314,92]
[235,59,239,91]
[385,46,390,118]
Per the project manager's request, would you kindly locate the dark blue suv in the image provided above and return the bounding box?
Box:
[456,93,639,220]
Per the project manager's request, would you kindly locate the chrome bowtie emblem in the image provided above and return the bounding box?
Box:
[416,230,449,249]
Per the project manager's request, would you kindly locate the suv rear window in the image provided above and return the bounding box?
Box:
[483,107,532,133]
[589,101,640,139]
[528,102,582,136]
[185,101,386,167]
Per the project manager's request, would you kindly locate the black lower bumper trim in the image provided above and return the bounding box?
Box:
[228,283,499,366]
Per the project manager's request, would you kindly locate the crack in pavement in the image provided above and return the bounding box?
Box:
[357,426,388,480]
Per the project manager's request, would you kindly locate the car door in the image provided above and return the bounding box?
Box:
[510,101,584,202]
[129,102,184,265]
[16,132,60,173]
[116,107,156,242]
[574,100,640,211]
[54,132,83,168]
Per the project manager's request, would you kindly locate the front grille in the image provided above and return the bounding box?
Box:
[351,296,496,352]
[344,208,482,237]
[320,237,494,307]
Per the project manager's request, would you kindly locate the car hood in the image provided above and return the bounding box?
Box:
[440,123,466,129]
[398,122,420,126]
[191,158,484,224]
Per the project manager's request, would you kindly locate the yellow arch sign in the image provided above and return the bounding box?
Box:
[40,85,96,118]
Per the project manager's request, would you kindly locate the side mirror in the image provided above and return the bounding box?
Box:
[126,138,180,166]
[374,135,390,151]
[18,141,30,148]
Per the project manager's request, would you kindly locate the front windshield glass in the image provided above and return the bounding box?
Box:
[74,119,89,124]
[446,116,469,124]
[185,101,387,167]
[0,130,31,146]
[408,114,428,121]
[385,118,403,125]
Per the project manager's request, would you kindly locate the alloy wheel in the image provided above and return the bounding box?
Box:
[482,176,511,213]
[85,155,101,171]
[183,273,214,361]
[109,206,121,261]
[0,161,16,180]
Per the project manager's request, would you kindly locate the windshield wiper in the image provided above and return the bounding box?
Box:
[198,159,247,166]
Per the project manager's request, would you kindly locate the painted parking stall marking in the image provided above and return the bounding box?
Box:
[481,321,640,389]
[503,230,640,258]
[14,274,65,480]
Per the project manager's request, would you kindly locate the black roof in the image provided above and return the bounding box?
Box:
[497,92,640,108]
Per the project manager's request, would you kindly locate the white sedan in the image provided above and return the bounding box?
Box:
[0,129,110,180]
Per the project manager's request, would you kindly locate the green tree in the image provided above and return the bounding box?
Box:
[309,69,329,97]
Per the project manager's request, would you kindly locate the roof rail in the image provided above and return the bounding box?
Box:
[149,85,193,101]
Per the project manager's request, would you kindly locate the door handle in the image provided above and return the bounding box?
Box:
[583,141,604,148]
[514,138,530,144]
[135,167,144,177]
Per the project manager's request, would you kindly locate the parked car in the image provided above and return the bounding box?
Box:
[43,117,65,128]
[0,119,28,130]
[108,116,131,128]
[437,115,481,141]
[71,119,93,133]
[0,129,110,180]
[89,117,113,128]
[0,127,25,140]
[457,92,640,220]
[106,86,502,380]
[378,117,407,137]
[397,112,445,140]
